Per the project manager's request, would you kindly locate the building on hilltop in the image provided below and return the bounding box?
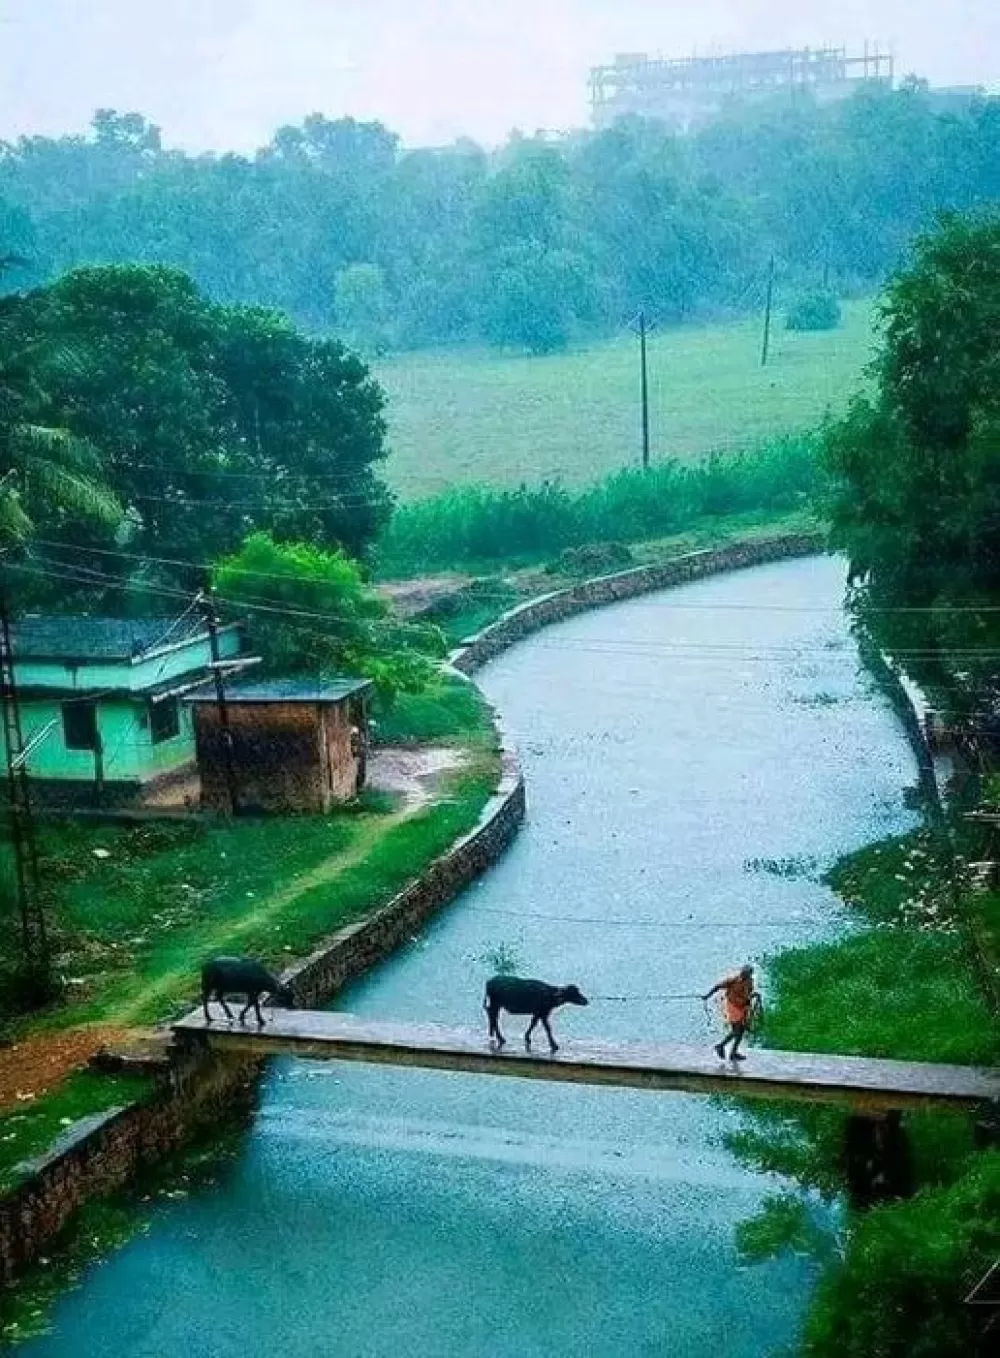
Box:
[3,616,250,809]
[186,676,372,815]
[589,45,895,130]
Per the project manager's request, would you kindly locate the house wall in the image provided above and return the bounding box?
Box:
[196,702,325,813]
[195,700,363,814]
[323,702,362,802]
[5,697,196,784]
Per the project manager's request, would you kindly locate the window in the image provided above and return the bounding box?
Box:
[149,697,180,745]
[62,701,98,752]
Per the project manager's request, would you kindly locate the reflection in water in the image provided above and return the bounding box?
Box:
[27,557,916,1358]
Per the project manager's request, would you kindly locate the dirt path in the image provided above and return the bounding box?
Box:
[0,1026,130,1113]
[368,745,470,810]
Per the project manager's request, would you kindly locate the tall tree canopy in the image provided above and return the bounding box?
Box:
[2,264,391,600]
[3,87,1000,353]
[827,211,1000,604]
[825,210,1000,700]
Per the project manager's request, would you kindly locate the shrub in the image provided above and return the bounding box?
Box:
[379,436,821,574]
[546,541,635,577]
[786,292,843,332]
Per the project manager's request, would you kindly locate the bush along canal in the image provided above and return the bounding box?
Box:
[8,553,976,1358]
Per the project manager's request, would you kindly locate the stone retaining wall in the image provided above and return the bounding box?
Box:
[283,740,525,1006]
[0,529,820,1286]
[451,532,825,674]
[0,1049,260,1283]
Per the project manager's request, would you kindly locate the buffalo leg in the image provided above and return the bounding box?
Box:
[524,1015,539,1050]
[541,1016,559,1053]
[254,994,266,1027]
[488,1002,505,1047]
[217,991,235,1021]
[202,989,213,1024]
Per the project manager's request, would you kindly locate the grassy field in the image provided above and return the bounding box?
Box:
[376,300,875,499]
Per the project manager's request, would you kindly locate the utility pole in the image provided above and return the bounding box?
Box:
[630,309,654,470]
[198,590,239,817]
[760,254,776,369]
[0,567,48,989]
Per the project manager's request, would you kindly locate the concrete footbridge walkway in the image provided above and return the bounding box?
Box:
[173,1010,1000,1113]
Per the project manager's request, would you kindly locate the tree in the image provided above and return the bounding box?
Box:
[825,210,1000,708]
[2,91,1000,349]
[212,532,440,696]
[334,263,391,354]
[7,264,392,582]
[0,281,120,548]
[826,211,1000,605]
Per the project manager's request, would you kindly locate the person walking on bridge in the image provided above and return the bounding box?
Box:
[703,965,761,1062]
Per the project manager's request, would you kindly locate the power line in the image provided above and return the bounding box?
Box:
[468,905,828,931]
[37,538,1000,619]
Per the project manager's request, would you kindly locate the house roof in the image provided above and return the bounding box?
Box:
[10,616,219,664]
[185,677,372,705]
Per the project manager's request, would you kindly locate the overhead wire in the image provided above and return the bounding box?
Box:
[35,539,1000,617]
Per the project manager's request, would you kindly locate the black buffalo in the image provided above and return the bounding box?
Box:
[201,957,295,1027]
[484,975,588,1053]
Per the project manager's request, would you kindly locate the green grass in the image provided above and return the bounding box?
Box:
[376,300,875,499]
[373,675,494,744]
[0,1071,153,1195]
[378,435,821,575]
[759,929,997,1065]
[37,761,496,1028]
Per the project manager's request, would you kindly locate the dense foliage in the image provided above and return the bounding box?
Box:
[0,263,391,603]
[0,278,121,546]
[731,828,1000,1357]
[786,293,842,332]
[825,211,1000,702]
[2,86,1000,352]
[381,436,818,572]
[212,533,442,697]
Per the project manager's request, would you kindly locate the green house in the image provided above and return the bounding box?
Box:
[5,616,247,808]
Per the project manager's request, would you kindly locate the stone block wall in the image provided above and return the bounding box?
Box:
[0,1050,260,1283]
[282,742,525,1006]
[451,533,825,674]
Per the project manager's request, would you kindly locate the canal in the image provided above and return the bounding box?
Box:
[28,555,918,1358]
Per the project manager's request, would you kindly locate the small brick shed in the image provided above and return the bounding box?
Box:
[186,677,372,815]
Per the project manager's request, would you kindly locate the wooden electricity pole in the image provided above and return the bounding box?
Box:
[198,590,240,817]
[760,255,776,369]
[630,309,654,470]
[0,571,48,983]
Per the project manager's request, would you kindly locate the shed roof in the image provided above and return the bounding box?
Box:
[185,677,372,705]
[10,616,225,664]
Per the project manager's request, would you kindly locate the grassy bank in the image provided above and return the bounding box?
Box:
[731,826,1000,1356]
[376,300,874,499]
[403,507,818,648]
[379,437,821,577]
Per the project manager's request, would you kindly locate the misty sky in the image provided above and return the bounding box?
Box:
[1,0,998,150]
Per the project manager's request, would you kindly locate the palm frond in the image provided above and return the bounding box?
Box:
[22,457,123,526]
[0,487,33,546]
[12,423,107,476]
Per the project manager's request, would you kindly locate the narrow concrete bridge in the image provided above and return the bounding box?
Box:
[173,1010,1000,1113]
